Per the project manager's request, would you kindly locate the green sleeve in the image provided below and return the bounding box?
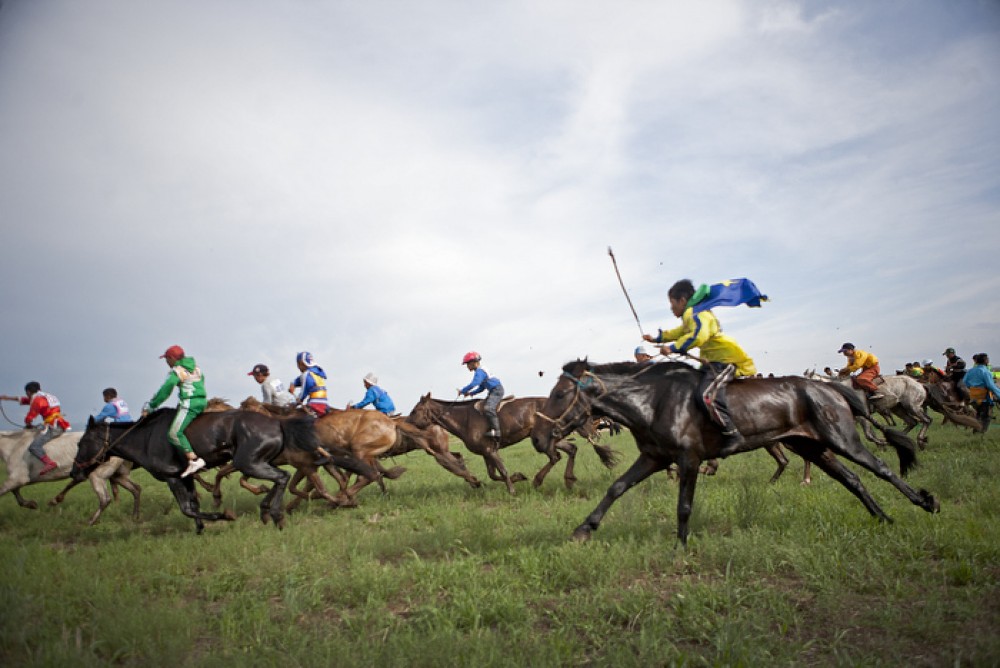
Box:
[148,372,179,409]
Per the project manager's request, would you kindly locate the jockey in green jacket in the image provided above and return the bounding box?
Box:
[144,345,207,478]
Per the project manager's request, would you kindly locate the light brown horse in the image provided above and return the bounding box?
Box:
[407,394,620,494]
[196,398,385,510]
[238,398,480,506]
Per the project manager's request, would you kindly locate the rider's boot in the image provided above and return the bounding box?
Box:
[181,457,206,478]
[38,455,58,476]
[486,416,501,442]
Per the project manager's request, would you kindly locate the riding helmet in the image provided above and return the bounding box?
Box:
[160,345,185,361]
[462,351,481,365]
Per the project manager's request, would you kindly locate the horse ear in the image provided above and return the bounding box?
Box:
[422,392,431,400]
[87,415,95,427]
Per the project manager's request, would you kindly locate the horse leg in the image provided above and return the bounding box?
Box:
[572,453,664,543]
[765,443,789,484]
[531,450,561,489]
[232,449,290,529]
[482,447,523,495]
[49,479,83,507]
[10,488,38,510]
[110,471,142,521]
[856,417,886,447]
[789,445,892,520]
[421,444,481,489]
[166,477,235,534]
[675,455,702,547]
[239,476,268,496]
[558,440,579,489]
[85,474,113,526]
[809,426,940,515]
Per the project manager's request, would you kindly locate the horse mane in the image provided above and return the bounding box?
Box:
[562,359,696,378]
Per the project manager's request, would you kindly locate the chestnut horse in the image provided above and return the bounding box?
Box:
[238,398,480,506]
[407,394,620,494]
[532,360,939,546]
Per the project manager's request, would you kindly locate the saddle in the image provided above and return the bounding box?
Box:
[472,395,515,412]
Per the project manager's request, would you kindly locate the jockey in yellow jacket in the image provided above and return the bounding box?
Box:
[644,278,760,451]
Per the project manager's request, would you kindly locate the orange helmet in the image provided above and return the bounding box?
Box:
[462,351,481,365]
[160,345,185,361]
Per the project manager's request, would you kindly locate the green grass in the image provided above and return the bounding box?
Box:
[1,422,998,666]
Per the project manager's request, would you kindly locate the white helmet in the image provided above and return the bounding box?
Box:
[363,372,378,385]
[922,359,933,366]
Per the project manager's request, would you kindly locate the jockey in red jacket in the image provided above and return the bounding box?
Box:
[0,381,70,475]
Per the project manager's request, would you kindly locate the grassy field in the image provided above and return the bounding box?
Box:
[1,421,998,667]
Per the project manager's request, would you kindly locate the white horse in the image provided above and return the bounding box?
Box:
[804,370,932,447]
[0,429,141,525]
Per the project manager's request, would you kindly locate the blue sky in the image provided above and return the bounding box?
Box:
[0,0,998,428]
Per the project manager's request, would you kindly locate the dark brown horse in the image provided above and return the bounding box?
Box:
[407,394,619,494]
[532,360,940,546]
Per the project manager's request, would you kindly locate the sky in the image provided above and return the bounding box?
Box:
[0,0,998,429]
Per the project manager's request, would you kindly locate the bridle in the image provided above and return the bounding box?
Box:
[74,419,143,471]
[534,370,607,439]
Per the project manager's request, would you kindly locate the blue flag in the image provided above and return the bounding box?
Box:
[689,278,768,314]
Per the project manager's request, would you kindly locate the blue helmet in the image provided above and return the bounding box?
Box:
[296,351,315,367]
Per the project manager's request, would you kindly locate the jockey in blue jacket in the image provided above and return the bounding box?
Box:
[290,352,330,416]
[459,351,504,440]
[350,373,397,415]
[94,387,132,423]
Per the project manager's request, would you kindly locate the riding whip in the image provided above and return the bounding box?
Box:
[607,246,645,339]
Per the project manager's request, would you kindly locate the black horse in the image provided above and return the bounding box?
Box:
[71,408,320,533]
[531,360,940,546]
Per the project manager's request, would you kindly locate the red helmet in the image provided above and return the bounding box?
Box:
[461,351,481,365]
[160,345,185,361]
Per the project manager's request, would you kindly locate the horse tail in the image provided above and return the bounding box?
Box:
[826,382,918,476]
[590,442,621,469]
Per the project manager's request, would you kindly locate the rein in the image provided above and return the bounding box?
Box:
[534,371,607,435]
[0,402,22,428]
[75,419,144,470]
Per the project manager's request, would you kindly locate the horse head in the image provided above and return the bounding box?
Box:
[531,359,598,455]
[71,416,110,481]
[406,393,440,429]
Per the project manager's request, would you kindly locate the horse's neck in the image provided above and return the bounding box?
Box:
[429,401,474,436]
[589,374,669,428]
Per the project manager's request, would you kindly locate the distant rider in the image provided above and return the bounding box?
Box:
[290,351,330,416]
[459,352,504,441]
[349,373,397,415]
[248,363,295,407]
[0,381,69,476]
[837,343,883,400]
[961,353,1000,432]
[94,387,133,423]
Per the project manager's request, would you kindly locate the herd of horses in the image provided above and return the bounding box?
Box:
[0,363,984,543]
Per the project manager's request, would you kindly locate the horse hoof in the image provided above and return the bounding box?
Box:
[223,509,237,521]
[48,497,62,507]
[571,528,592,543]
[24,501,39,511]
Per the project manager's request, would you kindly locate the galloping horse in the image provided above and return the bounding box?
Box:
[1,430,142,526]
[72,408,321,533]
[532,360,939,546]
[805,370,934,447]
[407,394,619,494]
[238,398,481,504]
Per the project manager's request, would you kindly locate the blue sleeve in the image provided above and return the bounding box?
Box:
[352,387,376,409]
[460,369,487,395]
[94,404,116,423]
